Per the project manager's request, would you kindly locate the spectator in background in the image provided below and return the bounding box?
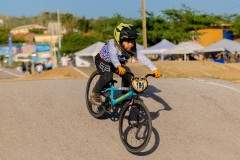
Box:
[213,52,224,63]
[27,61,32,74]
[234,52,239,63]
[229,52,235,63]
[16,64,22,72]
[42,61,46,71]
[21,62,26,73]
[46,58,53,70]
[36,63,43,74]
[60,53,70,67]
[72,56,76,66]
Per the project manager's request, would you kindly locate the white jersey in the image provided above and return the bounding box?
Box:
[99,39,157,71]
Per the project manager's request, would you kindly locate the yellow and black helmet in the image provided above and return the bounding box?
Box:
[114,23,139,57]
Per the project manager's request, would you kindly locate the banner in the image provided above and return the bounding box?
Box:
[12,45,35,54]
[0,43,51,56]
[35,44,51,52]
[0,47,9,56]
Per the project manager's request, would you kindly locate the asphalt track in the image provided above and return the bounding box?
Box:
[0,74,240,159]
[0,67,24,79]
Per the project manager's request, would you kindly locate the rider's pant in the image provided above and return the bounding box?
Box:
[93,53,132,93]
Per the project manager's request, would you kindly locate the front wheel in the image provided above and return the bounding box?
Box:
[85,70,105,118]
[119,100,152,153]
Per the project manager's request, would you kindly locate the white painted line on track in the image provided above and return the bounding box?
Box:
[0,69,24,77]
[191,78,240,94]
[71,67,89,78]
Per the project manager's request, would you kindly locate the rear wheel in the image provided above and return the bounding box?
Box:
[119,100,152,153]
[85,70,105,118]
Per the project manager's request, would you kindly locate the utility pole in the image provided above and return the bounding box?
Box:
[57,9,61,64]
[142,0,147,48]
[8,33,12,65]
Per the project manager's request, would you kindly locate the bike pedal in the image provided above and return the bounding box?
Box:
[104,106,112,112]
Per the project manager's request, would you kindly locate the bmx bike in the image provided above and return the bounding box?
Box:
[85,70,155,152]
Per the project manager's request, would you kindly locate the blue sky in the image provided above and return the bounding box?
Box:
[1,0,240,18]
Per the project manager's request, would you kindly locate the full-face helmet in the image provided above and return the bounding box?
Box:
[114,23,139,57]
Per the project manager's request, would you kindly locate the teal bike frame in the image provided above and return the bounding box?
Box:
[101,85,137,106]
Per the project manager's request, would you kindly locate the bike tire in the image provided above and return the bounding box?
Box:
[119,100,152,153]
[85,70,105,118]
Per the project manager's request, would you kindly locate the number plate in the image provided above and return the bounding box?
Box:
[131,78,148,93]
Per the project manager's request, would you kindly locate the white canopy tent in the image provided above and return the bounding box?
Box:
[163,42,204,61]
[198,39,240,53]
[74,41,104,57]
[74,41,104,67]
[140,39,176,55]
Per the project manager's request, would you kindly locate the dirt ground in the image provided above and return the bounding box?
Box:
[16,61,240,83]
[16,67,86,81]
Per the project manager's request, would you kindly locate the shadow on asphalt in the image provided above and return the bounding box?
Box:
[141,85,172,117]
[102,85,172,121]
[103,110,160,155]
[133,127,160,156]
[97,84,170,155]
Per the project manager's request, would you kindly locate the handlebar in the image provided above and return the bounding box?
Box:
[121,71,156,79]
[145,74,155,78]
[125,71,134,77]
[116,71,158,78]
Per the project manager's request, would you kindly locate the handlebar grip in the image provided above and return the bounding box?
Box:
[115,70,134,77]
[145,74,155,78]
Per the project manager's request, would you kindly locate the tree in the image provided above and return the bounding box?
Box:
[61,13,78,33]
[146,14,169,45]
[0,27,9,45]
[142,5,225,44]
[161,5,202,43]
[0,27,25,45]
[61,32,100,55]
[76,17,89,33]
[1,5,240,50]
[225,14,240,36]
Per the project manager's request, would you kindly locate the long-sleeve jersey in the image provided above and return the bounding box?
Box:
[99,39,157,71]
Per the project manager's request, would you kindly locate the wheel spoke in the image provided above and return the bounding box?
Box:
[85,71,105,118]
[119,100,152,152]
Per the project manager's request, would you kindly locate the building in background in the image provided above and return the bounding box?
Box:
[0,19,3,25]
[197,28,234,46]
[48,22,66,35]
[34,34,59,43]
[10,24,47,35]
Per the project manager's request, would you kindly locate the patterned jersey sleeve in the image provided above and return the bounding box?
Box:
[134,52,157,71]
[108,39,121,68]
